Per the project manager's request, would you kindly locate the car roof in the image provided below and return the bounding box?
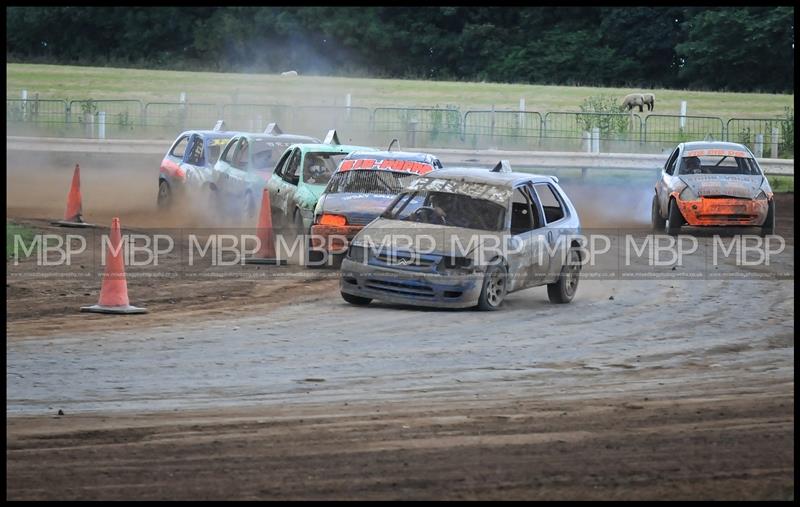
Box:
[180,130,239,139]
[293,143,378,153]
[346,150,437,162]
[237,133,320,143]
[680,141,752,153]
[422,167,558,188]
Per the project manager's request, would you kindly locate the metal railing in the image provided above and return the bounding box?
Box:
[5,97,794,158]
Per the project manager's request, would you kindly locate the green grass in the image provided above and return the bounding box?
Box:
[768,175,794,193]
[6,222,37,260]
[6,63,794,118]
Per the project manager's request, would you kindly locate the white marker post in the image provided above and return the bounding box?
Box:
[754,133,764,158]
[21,89,28,120]
[346,93,352,120]
[679,101,687,129]
[179,92,186,104]
[519,97,526,130]
[592,127,600,153]
[582,131,591,153]
[98,111,106,140]
[770,127,779,158]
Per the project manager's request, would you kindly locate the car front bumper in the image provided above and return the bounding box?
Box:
[340,257,483,309]
[676,196,769,226]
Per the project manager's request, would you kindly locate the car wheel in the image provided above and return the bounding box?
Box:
[547,248,581,304]
[760,199,776,236]
[157,180,172,209]
[651,194,666,231]
[477,262,507,311]
[341,291,371,306]
[665,199,683,236]
[305,234,326,268]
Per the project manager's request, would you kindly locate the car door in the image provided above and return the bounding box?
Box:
[212,137,237,191]
[182,134,210,185]
[505,186,542,292]
[657,146,681,215]
[225,137,251,199]
[532,182,570,282]
[279,148,301,219]
[268,148,300,223]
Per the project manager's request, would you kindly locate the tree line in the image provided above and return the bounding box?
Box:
[6,6,794,93]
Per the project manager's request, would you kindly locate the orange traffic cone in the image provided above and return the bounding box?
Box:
[244,189,286,265]
[52,164,95,227]
[81,217,147,314]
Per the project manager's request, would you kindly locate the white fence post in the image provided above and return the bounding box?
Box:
[770,127,779,158]
[679,101,687,129]
[21,89,28,120]
[179,92,186,104]
[346,93,352,120]
[518,97,525,130]
[754,133,764,158]
[592,127,600,153]
[98,111,106,140]
[582,131,591,153]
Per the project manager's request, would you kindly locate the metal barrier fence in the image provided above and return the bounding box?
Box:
[372,107,462,148]
[5,97,794,157]
[463,110,543,150]
[222,104,293,132]
[726,117,793,158]
[643,114,725,145]
[292,105,372,144]
[544,112,644,152]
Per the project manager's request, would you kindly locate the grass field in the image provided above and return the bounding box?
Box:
[6,222,36,260]
[6,63,794,119]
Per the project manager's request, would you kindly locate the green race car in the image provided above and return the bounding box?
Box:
[265,130,377,238]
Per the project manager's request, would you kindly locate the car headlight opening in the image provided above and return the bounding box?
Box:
[679,186,699,201]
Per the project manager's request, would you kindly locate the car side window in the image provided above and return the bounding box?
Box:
[533,183,565,224]
[220,138,239,165]
[665,148,680,175]
[273,150,292,178]
[232,139,250,171]
[510,187,535,235]
[170,135,190,158]
[186,137,204,166]
[282,149,301,185]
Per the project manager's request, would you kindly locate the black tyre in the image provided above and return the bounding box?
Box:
[760,199,775,237]
[341,291,372,306]
[651,194,666,231]
[547,248,581,304]
[664,199,684,236]
[477,262,507,311]
[157,180,172,209]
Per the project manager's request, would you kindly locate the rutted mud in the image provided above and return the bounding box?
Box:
[6,154,795,500]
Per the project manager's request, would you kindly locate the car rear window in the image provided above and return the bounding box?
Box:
[678,155,761,175]
[326,170,418,195]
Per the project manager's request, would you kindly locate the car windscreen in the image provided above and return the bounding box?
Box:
[303,152,347,185]
[381,190,506,231]
[678,155,761,176]
[326,170,418,195]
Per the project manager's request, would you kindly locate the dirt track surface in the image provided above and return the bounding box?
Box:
[6,156,795,499]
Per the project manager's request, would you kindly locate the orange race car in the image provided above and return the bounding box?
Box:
[651,141,775,236]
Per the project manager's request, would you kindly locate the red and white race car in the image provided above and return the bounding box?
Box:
[309,149,442,263]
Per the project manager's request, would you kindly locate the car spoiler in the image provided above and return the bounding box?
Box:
[323,129,341,145]
[212,120,225,131]
[491,160,511,173]
[264,122,283,135]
